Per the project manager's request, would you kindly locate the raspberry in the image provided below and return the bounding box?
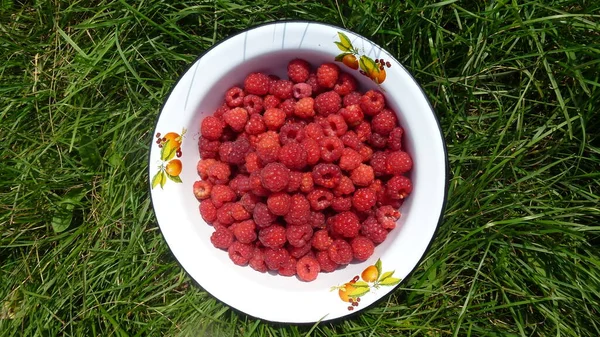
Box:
[279,142,307,170]
[249,247,267,273]
[306,73,323,95]
[355,121,372,142]
[287,171,302,193]
[386,175,413,199]
[263,95,281,109]
[361,216,388,244]
[269,79,294,99]
[288,58,311,83]
[279,98,296,117]
[219,139,249,165]
[304,122,325,141]
[288,243,312,259]
[316,63,340,88]
[296,255,320,282]
[369,132,388,149]
[314,91,342,116]
[211,184,236,208]
[329,211,361,238]
[225,86,245,107]
[316,250,338,272]
[328,239,353,265]
[333,72,358,96]
[306,188,332,210]
[239,192,260,213]
[340,131,361,150]
[278,256,297,276]
[223,107,248,132]
[388,127,404,151]
[386,151,413,175]
[255,133,281,164]
[352,188,377,212]
[320,114,348,137]
[231,202,251,221]
[263,108,286,131]
[360,90,385,116]
[319,136,344,163]
[331,196,352,212]
[371,108,397,135]
[339,104,364,127]
[210,226,234,249]
[292,83,312,99]
[249,171,270,197]
[294,97,315,119]
[253,202,277,228]
[244,152,262,173]
[350,164,375,186]
[198,137,220,159]
[351,236,375,261]
[376,205,401,230]
[300,172,314,194]
[233,219,257,243]
[220,127,237,142]
[286,224,313,247]
[312,229,333,250]
[228,241,254,266]
[243,94,264,115]
[339,148,362,171]
[343,91,362,107]
[333,175,355,196]
[312,163,342,188]
[259,225,287,248]
[260,162,289,192]
[197,158,217,180]
[207,161,231,184]
[279,122,305,144]
[310,211,326,229]
[199,200,217,223]
[370,151,388,176]
[284,194,311,226]
[358,145,374,162]
[302,138,321,166]
[244,114,266,135]
[216,202,235,225]
[201,116,225,140]
[267,192,291,216]
[244,72,270,95]
[263,247,289,270]
[193,180,212,200]
[214,103,230,119]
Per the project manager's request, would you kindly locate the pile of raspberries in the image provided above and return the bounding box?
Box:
[193,59,413,282]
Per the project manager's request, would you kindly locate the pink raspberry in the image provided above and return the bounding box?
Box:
[292,83,312,99]
[213,102,230,118]
[259,225,287,248]
[287,58,311,83]
[286,225,313,247]
[244,72,270,95]
[296,255,320,282]
[351,236,375,261]
[316,63,340,88]
[228,241,254,266]
[327,239,353,265]
[200,116,225,140]
[306,73,323,95]
[210,226,234,249]
[358,145,374,163]
[314,91,342,116]
[329,211,361,238]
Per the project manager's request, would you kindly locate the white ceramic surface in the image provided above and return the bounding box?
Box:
[148,21,447,323]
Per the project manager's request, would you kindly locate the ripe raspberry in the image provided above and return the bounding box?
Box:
[316,250,338,272]
[369,132,388,149]
[287,58,311,83]
[343,91,362,107]
[287,171,302,193]
[244,72,270,95]
[199,200,217,224]
[386,175,413,200]
[249,247,267,273]
[314,91,342,116]
[233,219,257,243]
[386,151,413,175]
[249,171,270,197]
[193,180,212,200]
[278,123,304,145]
[371,109,397,135]
[244,152,262,173]
[299,172,314,194]
[340,131,361,151]
[255,133,281,164]
[376,205,401,230]
[320,114,348,137]
[312,163,342,188]
[352,188,377,212]
[223,107,248,132]
[278,256,297,277]
[294,97,315,119]
[214,103,230,119]
[351,236,375,261]
[220,127,237,142]
[259,225,287,248]
[306,73,323,95]
[360,90,385,116]
[244,114,266,135]
[300,138,320,166]
[279,142,307,170]
[207,161,231,184]
[331,196,352,212]
[231,202,251,221]
[339,104,364,127]
[355,121,372,142]
[198,137,220,159]
[288,243,312,259]
[263,95,281,109]
[243,94,264,115]
[316,63,340,88]
[225,86,245,107]
[292,83,312,99]
[286,224,313,247]
[284,194,311,226]
[333,72,358,96]
[200,116,225,140]
[350,164,375,186]
[307,188,333,210]
[358,145,374,162]
[227,174,250,197]
[269,79,294,99]
[263,108,286,131]
[210,226,234,249]
[370,151,388,176]
[388,127,404,151]
[328,239,353,265]
[312,229,333,250]
[239,192,260,212]
[319,136,344,163]
[216,202,235,225]
[263,247,290,270]
[296,255,320,282]
[267,192,291,216]
[197,158,217,180]
[361,216,388,244]
[211,184,236,208]
[333,175,355,196]
[329,211,361,238]
[219,139,249,165]
[304,122,325,141]
[228,241,254,266]
[253,202,277,228]
[279,98,296,117]
[309,211,325,229]
[260,162,289,192]
[339,148,362,171]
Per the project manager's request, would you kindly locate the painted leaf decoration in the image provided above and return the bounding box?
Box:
[375,259,383,279]
[337,32,353,50]
[379,270,395,282]
[159,171,167,188]
[353,280,370,288]
[151,171,162,189]
[347,286,370,298]
[379,277,401,286]
[335,52,351,62]
[161,140,177,161]
[359,55,377,74]
[167,173,182,183]
[334,41,351,52]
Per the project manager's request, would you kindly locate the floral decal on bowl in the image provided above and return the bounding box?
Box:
[334,32,391,85]
[151,128,186,189]
[331,258,401,311]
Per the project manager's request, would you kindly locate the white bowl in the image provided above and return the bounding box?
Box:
[148,21,447,323]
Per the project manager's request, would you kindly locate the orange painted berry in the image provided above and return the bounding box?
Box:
[162,132,182,150]
[338,282,356,302]
[166,159,183,176]
[361,265,379,282]
[342,54,359,70]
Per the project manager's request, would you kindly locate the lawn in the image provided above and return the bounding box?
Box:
[1,0,599,336]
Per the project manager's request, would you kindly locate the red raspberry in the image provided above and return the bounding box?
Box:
[306,73,323,95]
[279,142,307,170]
[225,86,245,107]
[312,229,333,250]
[304,122,324,141]
[214,103,230,118]
[352,188,377,212]
[294,97,315,119]
[263,108,286,131]
[376,205,401,230]
[216,202,235,225]
[350,164,375,186]
[351,236,375,261]
[333,175,355,196]
[253,202,277,228]
[371,108,397,135]
[316,250,338,272]
[198,137,220,159]
[201,116,225,140]
[279,123,305,144]
[329,211,361,238]
[278,256,297,277]
[260,162,289,192]
[316,63,340,88]
[263,95,281,109]
[320,114,348,137]
[244,114,266,135]
[233,220,257,243]
[333,72,358,96]
[220,127,237,142]
[244,152,262,173]
[243,94,264,115]
[319,136,344,163]
[331,196,352,212]
[369,132,388,149]
[310,211,326,229]
[207,161,231,184]
[307,188,333,210]
[370,151,388,176]
[219,139,249,165]
[314,91,342,116]
[210,226,234,249]
[292,83,312,99]
[259,225,287,248]
[287,171,302,193]
[244,72,270,95]
[296,255,320,282]
[340,131,361,150]
[267,192,291,216]
[197,158,217,180]
[386,175,413,200]
[301,138,321,166]
[300,172,314,194]
[279,98,296,117]
[199,200,217,223]
[228,241,254,266]
[223,107,248,132]
[288,58,311,83]
[239,192,260,213]
[312,163,342,188]
[288,243,312,259]
[360,90,385,116]
[193,180,212,200]
[269,79,294,99]
[255,133,281,164]
[249,247,267,273]
[388,127,404,151]
[355,121,372,142]
[361,216,388,244]
[286,224,313,247]
[284,194,311,226]
[386,151,413,175]
[339,148,362,171]
[231,202,251,221]
[264,247,290,270]
[343,91,362,107]
[249,171,270,197]
[328,239,353,265]
[339,104,364,127]
[211,184,236,208]
[358,145,374,162]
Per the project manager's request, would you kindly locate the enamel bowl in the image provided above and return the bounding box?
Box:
[148,21,447,323]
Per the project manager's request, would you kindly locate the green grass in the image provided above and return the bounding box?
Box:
[1,0,599,336]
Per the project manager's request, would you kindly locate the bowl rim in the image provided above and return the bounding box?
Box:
[147,19,449,324]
